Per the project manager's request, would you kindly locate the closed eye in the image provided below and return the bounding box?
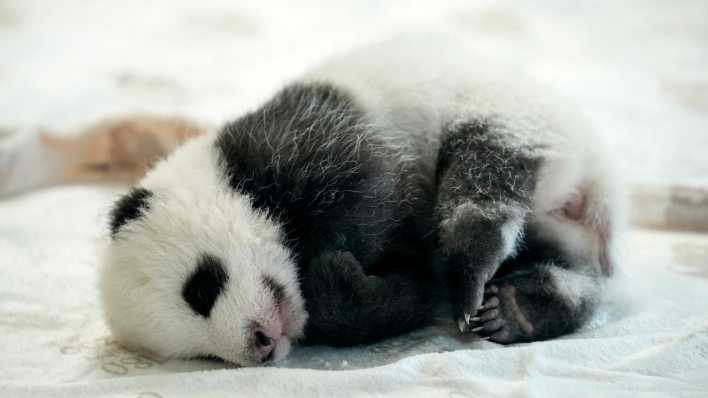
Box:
[262,275,286,305]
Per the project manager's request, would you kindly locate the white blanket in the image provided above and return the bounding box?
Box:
[1,1,707,397]
[2,189,707,396]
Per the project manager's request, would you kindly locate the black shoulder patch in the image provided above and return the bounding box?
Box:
[213,82,401,264]
[214,82,366,203]
[109,187,153,237]
[182,253,229,318]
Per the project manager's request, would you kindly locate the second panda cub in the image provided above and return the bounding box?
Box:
[101,37,624,366]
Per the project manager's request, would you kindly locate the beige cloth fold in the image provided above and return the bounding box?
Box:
[631,185,708,233]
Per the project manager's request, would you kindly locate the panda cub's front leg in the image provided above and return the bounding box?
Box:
[435,119,540,333]
[436,118,616,343]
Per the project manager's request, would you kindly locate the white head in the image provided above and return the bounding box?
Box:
[100,134,307,366]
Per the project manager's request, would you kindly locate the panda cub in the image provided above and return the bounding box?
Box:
[100,37,624,366]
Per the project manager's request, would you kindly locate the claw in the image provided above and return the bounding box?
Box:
[458,318,467,333]
[471,326,483,333]
[480,336,491,341]
[471,316,481,322]
[464,312,472,325]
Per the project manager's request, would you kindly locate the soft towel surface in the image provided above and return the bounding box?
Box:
[1,1,707,397]
[2,189,707,396]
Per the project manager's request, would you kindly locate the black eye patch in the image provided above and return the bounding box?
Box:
[109,187,153,237]
[262,275,286,305]
[183,254,229,318]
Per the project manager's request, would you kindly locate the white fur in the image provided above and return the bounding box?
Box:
[101,134,306,366]
[547,266,602,309]
[530,129,627,275]
[101,35,624,364]
[304,36,579,168]
[500,215,525,260]
[307,35,625,275]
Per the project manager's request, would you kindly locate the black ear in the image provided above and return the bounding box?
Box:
[109,187,153,237]
[182,254,229,318]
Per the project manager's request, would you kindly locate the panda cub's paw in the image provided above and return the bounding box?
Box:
[468,272,569,345]
[469,284,529,344]
[301,251,374,344]
[302,251,367,308]
[306,251,366,285]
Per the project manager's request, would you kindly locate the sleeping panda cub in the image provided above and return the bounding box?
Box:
[100,37,624,366]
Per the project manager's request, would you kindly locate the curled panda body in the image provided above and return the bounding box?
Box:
[102,80,440,366]
[101,37,624,366]
[213,81,441,346]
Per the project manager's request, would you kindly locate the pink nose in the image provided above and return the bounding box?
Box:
[253,329,277,362]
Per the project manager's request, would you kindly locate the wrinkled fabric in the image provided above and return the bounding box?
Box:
[1,0,707,397]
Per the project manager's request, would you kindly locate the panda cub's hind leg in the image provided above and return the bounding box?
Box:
[470,160,620,343]
[436,116,618,339]
[470,228,601,344]
[301,249,437,346]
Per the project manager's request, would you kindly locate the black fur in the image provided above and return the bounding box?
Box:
[300,250,437,346]
[182,253,229,318]
[435,119,540,217]
[215,82,399,267]
[435,120,604,344]
[109,187,153,237]
[214,82,437,345]
[491,225,601,342]
[470,227,598,343]
[105,77,606,350]
[207,83,597,346]
[435,119,541,327]
[471,265,593,344]
[262,275,286,305]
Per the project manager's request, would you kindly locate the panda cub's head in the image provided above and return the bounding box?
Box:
[100,134,307,366]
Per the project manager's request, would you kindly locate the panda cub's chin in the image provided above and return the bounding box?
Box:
[100,134,308,366]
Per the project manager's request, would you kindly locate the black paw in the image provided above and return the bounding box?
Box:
[303,250,435,346]
[309,251,361,274]
[303,251,368,296]
[468,284,535,344]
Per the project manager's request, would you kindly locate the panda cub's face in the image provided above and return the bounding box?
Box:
[100,135,307,366]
